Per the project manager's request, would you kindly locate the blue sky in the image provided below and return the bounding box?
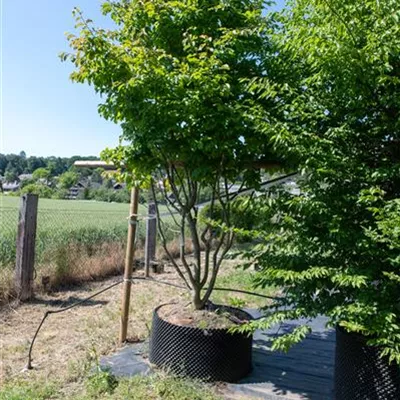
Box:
[1,0,285,158]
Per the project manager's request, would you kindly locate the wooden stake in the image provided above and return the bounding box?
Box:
[119,186,140,344]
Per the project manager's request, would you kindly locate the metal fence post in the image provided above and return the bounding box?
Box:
[15,194,38,301]
[145,202,157,277]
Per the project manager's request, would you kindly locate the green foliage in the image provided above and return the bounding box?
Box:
[86,367,118,397]
[19,183,54,198]
[209,263,274,308]
[79,186,135,204]
[0,379,56,400]
[52,188,70,200]
[0,196,138,271]
[64,0,282,186]
[91,168,104,184]
[4,169,19,183]
[19,178,36,188]
[0,153,100,178]
[0,372,221,400]
[197,186,214,204]
[63,0,284,310]
[32,167,51,181]
[200,196,261,242]
[242,0,400,362]
[58,171,79,189]
[108,373,220,400]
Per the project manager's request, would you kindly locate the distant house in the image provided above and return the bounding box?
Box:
[18,173,33,181]
[66,179,125,200]
[113,182,126,190]
[3,181,20,192]
[68,181,87,199]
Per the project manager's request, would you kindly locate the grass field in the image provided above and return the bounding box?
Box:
[0,195,173,301]
[0,196,144,241]
[0,195,134,211]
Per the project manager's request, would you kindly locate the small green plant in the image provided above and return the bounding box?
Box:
[198,320,209,330]
[228,297,247,309]
[86,366,118,397]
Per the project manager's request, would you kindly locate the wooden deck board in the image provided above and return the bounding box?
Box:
[226,315,335,399]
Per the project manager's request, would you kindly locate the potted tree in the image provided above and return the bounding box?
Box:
[63,0,283,382]
[240,0,400,398]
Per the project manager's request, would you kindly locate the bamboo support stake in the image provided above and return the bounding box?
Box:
[119,186,140,344]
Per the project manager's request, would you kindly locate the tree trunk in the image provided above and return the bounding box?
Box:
[192,286,204,310]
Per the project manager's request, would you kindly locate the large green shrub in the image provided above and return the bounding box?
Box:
[241,0,400,363]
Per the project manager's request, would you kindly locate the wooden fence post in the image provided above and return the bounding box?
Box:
[15,194,39,301]
[145,202,157,277]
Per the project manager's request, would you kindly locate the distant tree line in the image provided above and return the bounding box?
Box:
[0,151,223,205]
[0,151,99,182]
[0,151,137,203]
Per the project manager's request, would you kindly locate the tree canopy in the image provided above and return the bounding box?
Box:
[64,0,284,186]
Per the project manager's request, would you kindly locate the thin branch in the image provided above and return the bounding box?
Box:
[171,164,190,208]
[202,229,235,307]
[179,212,197,285]
[150,181,191,288]
[165,167,185,210]
[187,211,201,283]
[228,180,246,201]
[200,179,218,287]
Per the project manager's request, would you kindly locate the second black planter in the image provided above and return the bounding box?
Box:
[149,303,253,382]
[334,325,400,400]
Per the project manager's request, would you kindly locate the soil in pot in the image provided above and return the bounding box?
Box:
[335,325,400,400]
[158,301,251,329]
[149,301,253,383]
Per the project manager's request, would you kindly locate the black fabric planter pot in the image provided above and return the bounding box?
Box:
[149,304,253,382]
[334,325,400,400]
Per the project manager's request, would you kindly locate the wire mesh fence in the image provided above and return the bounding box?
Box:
[0,194,181,303]
[0,202,149,301]
[34,208,147,288]
[0,207,19,301]
[0,208,19,271]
